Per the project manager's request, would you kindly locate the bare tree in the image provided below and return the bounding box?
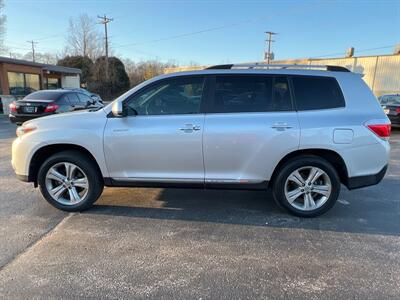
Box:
[123,59,178,87]
[65,14,102,60]
[22,51,58,64]
[0,0,6,54]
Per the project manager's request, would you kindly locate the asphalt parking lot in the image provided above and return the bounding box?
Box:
[0,115,399,299]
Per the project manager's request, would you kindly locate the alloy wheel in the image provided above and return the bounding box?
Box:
[45,162,89,206]
[284,166,332,211]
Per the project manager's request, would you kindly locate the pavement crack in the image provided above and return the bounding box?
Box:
[0,213,74,273]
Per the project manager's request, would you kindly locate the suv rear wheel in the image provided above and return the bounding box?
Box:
[37,151,104,212]
[272,155,340,217]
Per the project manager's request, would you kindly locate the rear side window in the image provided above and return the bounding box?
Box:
[58,95,70,105]
[292,76,345,110]
[212,75,292,113]
[67,93,80,105]
[77,93,92,104]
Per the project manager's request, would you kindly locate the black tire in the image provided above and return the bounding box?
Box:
[37,150,104,212]
[272,155,340,217]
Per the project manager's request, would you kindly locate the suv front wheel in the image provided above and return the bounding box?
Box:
[37,151,104,212]
[272,155,341,217]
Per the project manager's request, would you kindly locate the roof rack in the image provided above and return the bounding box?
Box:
[206,63,350,72]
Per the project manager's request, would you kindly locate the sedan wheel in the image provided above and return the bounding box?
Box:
[45,162,89,206]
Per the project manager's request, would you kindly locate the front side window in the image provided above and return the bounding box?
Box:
[292,76,345,110]
[126,76,204,116]
[212,75,292,113]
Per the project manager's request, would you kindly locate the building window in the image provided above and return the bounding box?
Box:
[7,72,40,96]
[46,77,60,89]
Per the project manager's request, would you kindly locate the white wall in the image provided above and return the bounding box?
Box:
[61,75,80,89]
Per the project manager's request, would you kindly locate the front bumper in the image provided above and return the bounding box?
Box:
[345,164,388,190]
[16,174,30,182]
[9,113,51,124]
[12,136,46,183]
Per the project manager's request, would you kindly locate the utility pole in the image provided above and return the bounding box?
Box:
[97,14,113,81]
[27,40,38,62]
[264,31,277,64]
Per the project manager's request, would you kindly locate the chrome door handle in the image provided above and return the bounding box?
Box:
[179,124,201,132]
[271,123,293,130]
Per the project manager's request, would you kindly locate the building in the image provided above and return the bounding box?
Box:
[271,54,400,97]
[0,56,81,114]
[164,53,400,97]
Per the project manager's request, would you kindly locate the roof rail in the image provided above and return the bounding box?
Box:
[206,63,350,72]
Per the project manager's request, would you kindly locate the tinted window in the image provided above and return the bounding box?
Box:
[58,95,70,105]
[67,93,80,105]
[212,75,292,113]
[272,76,292,111]
[380,95,400,106]
[292,76,345,110]
[24,91,65,100]
[77,93,92,104]
[127,76,204,115]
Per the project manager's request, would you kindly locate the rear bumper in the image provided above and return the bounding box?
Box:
[387,115,400,125]
[345,164,388,190]
[9,114,38,124]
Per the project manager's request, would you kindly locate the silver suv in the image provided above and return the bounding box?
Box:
[12,64,391,217]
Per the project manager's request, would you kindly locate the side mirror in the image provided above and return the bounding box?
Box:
[111,101,126,117]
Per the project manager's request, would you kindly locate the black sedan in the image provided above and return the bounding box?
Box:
[9,90,103,125]
[379,94,400,127]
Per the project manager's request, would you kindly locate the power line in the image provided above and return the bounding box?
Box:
[26,40,38,62]
[98,14,113,81]
[310,44,397,59]
[112,2,322,50]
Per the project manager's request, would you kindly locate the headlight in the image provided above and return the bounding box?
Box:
[16,125,37,137]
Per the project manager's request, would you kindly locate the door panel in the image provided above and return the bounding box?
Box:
[104,115,205,180]
[203,112,299,184]
[203,74,300,185]
[104,75,207,181]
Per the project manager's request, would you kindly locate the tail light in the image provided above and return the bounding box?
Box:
[9,102,17,113]
[367,124,391,140]
[44,103,59,113]
[396,107,400,114]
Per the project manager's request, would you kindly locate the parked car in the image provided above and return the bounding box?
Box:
[378,94,400,127]
[69,88,103,104]
[9,89,103,125]
[11,64,391,217]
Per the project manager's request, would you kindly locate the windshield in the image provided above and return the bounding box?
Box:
[380,95,400,106]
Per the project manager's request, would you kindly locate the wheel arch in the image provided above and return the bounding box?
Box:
[28,144,103,186]
[269,148,349,187]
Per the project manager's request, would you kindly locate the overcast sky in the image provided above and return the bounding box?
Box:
[4,0,400,65]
